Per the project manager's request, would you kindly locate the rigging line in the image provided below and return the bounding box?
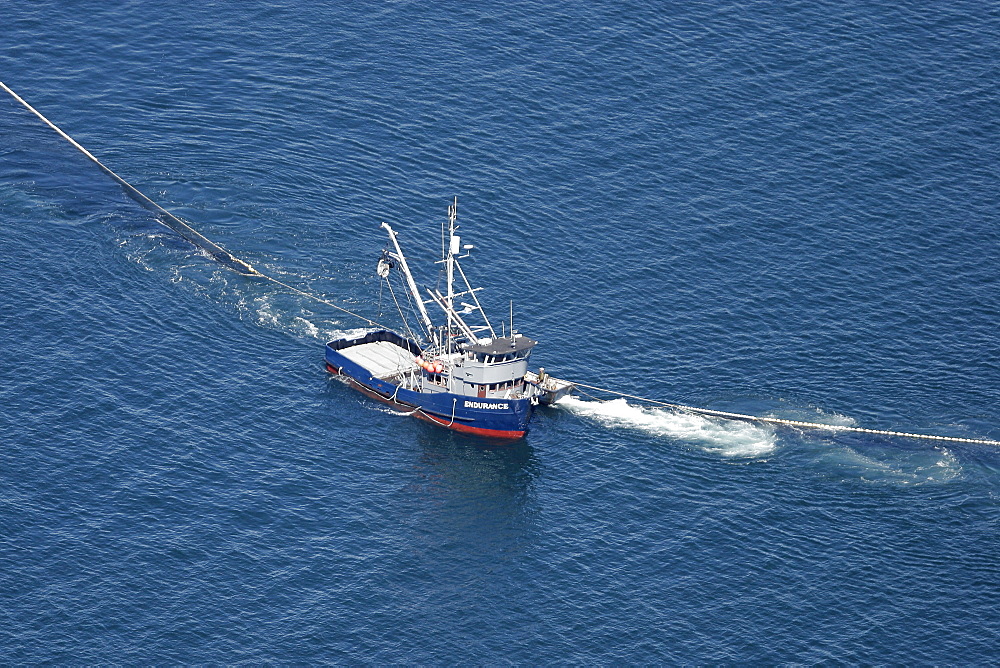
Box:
[16,81,994,446]
[395,264,427,341]
[571,381,1000,447]
[377,277,384,318]
[2,80,392,330]
[385,276,420,344]
[256,274,391,329]
[575,386,610,403]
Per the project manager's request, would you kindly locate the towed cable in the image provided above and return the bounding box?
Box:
[571,382,1000,446]
[5,81,996,447]
[1,80,389,329]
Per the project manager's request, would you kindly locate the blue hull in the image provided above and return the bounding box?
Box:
[325,331,533,438]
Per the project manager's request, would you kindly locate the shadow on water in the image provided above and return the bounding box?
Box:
[321,370,542,560]
[398,428,542,566]
[410,425,540,504]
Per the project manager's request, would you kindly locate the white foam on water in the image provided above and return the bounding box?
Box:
[119,231,170,273]
[558,396,776,458]
[293,316,319,339]
[840,443,964,486]
[928,447,963,482]
[130,245,383,344]
[253,294,283,329]
[251,292,373,342]
[774,406,857,428]
[318,325,373,341]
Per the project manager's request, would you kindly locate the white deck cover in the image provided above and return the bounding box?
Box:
[338,340,417,378]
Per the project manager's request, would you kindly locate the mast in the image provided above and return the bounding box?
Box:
[381,222,435,341]
[384,197,494,350]
[445,197,458,354]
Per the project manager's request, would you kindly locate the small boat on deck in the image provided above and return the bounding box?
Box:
[325,199,574,438]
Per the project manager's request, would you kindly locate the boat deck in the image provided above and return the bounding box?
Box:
[338,340,418,378]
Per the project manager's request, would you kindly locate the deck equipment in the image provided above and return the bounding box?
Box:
[324,200,574,438]
[4,80,996,445]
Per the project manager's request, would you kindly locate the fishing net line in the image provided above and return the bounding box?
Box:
[5,80,996,447]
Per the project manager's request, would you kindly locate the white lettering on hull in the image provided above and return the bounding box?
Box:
[464,400,510,410]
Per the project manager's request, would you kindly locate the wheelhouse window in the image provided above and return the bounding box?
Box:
[485,380,524,391]
[474,350,530,364]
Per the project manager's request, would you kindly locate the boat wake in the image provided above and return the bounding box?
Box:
[250,291,372,342]
[158,255,376,343]
[821,442,964,486]
[766,405,857,428]
[557,396,776,457]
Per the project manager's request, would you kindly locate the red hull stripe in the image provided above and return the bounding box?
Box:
[326,363,526,439]
[415,411,526,439]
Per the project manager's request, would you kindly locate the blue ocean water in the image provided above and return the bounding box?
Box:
[2,0,999,662]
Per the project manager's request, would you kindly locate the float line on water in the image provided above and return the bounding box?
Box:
[6,81,996,448]
[571,382,1000,446]
[1,80,390,329]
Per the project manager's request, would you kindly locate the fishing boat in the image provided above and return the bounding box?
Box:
[325,199,574,438]
[5,84,995,448]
